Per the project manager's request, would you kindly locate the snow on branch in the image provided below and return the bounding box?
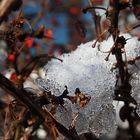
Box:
[36,34,140,134]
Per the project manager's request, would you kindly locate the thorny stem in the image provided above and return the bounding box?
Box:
[114,43,126,84]
[109,2,140,139]
[110,0,126,85]
[109,1,120,35]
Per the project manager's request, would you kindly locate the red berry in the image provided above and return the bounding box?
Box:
[25,37,33,48]
[8,54,15,62]
[10,73,18,83]
[69,7,80,15]
[45,29,53,39]
[48,50,54,57]
[137,34,140,40]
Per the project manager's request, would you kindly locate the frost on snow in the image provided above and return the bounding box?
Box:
[37,34,140,135]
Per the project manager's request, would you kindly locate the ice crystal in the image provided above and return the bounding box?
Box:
[37,34,140,135]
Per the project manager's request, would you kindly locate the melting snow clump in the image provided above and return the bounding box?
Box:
[37,34,140,135]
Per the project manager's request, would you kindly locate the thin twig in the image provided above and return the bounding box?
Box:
[0,0,22,20]
[0,73,80,140]
[87,0,103,42]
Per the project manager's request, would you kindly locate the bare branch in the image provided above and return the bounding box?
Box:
[0,73,80,140]
[0,0,22,20]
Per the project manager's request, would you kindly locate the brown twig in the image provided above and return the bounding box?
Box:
[19,54,62,81]
[87,0,103,42]
[0,0,22,21]
[109,1,127,85]
[0,73,80,140]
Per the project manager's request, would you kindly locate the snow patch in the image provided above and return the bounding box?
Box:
[37,34,140,135]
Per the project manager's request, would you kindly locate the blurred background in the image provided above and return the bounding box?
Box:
[22,0,140,52]
[0,0,140,72]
